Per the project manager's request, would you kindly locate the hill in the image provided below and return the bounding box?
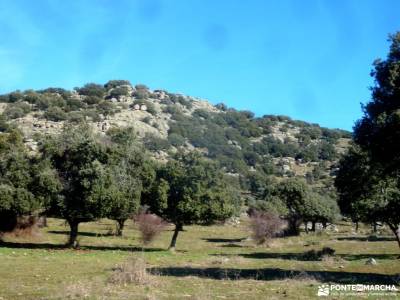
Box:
[0,80,351,201]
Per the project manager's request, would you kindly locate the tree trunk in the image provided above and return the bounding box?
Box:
[116,219,125,236]
[311,221,316,232]
[67,220,79,248]
[285,218,301,236]
[373,222,377,233]
[355,221,359,232]
[169,224,182,251]
[388,224,400,251]
[322,221,327,229]
[304,222,309,234]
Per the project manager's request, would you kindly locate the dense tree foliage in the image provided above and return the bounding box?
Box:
[39,125,116,246]
[142,152,235,250]
[336,32,400,248]
[105,127,154,235]
[0,130,59,232]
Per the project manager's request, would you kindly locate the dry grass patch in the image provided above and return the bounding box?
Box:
[108,256,157,286]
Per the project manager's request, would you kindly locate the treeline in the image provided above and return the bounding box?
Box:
[0,125,236,249]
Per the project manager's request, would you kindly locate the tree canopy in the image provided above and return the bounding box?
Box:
[336,32,400,249]
[142,152,235,250]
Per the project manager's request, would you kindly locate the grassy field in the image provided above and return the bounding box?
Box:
[0,218,399,299]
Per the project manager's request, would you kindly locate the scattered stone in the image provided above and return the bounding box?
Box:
[365,258,377,265]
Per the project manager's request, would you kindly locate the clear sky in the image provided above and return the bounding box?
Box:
[0,0,399,130]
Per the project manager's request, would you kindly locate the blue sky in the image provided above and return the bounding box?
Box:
[0,1,399,130]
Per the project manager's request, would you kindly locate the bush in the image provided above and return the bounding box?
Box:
[143,134,170,151]
[104,80,132,90]
[65,97,86,111]
[134,212,166,245]
[0,115,10,132]
[249,211,286,245]
[133,84,149,99]
[76,83,106,98]
[3,102,31,119]
[142,116,152,124]
[97,101,119,116]
[108,256,153,285]
[67,111,85,123]
[83,95,102,105]
[44,106,67,121]
[168,133,185,147]
[163,105,182,116]
[109,86,130,98]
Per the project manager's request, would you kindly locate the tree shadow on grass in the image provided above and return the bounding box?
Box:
[337,236,396,242]
[48,230,115,237]
[0,241,168,252]
[234,252,399,261]
[148,266,400,284]
[202,238,246,243]
[220,243,244,248]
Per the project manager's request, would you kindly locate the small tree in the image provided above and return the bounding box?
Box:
[249,211,286,244]
[40,125,114,247]
[0,130,59,233]
[142,152,234,250]
[134,212,166,245]
[106,127,154,236]
[77,83,106,98]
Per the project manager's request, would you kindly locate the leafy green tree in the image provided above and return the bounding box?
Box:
[336,32,400,248]
[77,83,106,98]
[3,102,31,119]
[275,178,310,235]
[105,127,154,236]
[0,130,59,232]
[302,192,340,232]
[40,125,114,246]
[104,80,132,90]
[44,106,67,121]
[142,152,234,250]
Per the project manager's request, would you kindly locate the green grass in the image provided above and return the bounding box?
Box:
[0,218,399,299]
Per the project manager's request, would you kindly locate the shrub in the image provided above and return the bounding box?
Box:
[215,103,228,111]
[109,86,130,98]
[97,101,119,116]
[104,80,132,90]
[134,212,166,245]
[133,84,149,99]
[44,106,67,121]
[163,105,181,116]
[83,95,102,105]
[142,116,152,124]
[143,134,170,151]
[3,102,31,119]
[65,97,86,111]
[108,256,153,285]
[0,115,10,132]
[168,133,185,147]
[76,83,106,98]
[34,94,66,110]
[67,111,85,123]
[249,211,286,245]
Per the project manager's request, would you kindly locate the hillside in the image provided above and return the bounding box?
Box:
[0,80,351,198]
